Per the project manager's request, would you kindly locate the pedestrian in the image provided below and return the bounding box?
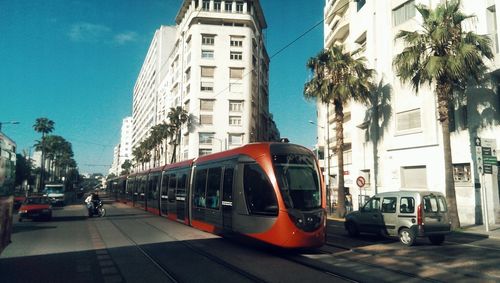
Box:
[346,193,353,213]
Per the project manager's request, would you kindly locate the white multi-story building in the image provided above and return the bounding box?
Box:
[318,0,500,225]
[110,117,134,176]
[132,26,178,151]
[132,0,279,168]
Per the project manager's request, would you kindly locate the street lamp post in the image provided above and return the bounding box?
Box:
[0,121,20,132]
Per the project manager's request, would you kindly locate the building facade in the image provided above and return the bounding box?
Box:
[132,0,279,168]
[110,116,133,176]
[318,0,500,225]
[132,26,178,151]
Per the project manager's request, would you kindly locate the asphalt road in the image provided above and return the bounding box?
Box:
[2,200,500,283]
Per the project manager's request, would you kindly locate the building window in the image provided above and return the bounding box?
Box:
[396,108,421,133]
[199,149,212,156]
[200,81,213,92]
[225,1,232,12]
[236,1,244,13]
[202,0,210,11]
[229,68,244,79]
[199,133,214,145]
[357,0,366,11]
[201,66,215,78]
[230,51,243,60]
[230,36,243,47]
[229,116,242,126]
[184,100,190,112]
[214,0,221,11]
[200,114,213,125]
[229,100,243,112]
[401,165,427,188]
[202,34,215,45]
[393,0,416,26]
[201,50,214,59]
[228,133,243,145]
[183,134,189,146]
[200,99,215,111]
[229,82,243,93]
[186,84,191,95]
[185,67,191,81]
[453,163,471,185]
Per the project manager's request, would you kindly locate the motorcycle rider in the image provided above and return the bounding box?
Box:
[85,192,100,214]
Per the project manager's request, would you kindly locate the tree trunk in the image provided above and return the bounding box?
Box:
[437,85,460,229]
[334,100,346,218]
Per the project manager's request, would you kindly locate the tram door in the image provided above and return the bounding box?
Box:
[222,167,234,230]
[176,170,189,223]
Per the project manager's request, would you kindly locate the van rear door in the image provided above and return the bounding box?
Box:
[422,194,450,234]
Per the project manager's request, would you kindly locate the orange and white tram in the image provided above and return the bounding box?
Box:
[107,142,326,248]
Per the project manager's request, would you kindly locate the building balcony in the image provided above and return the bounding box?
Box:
[325,11,349,47]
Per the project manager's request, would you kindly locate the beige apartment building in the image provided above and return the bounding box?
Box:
[130,0,279,169]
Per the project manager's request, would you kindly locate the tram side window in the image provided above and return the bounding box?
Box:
[223,167,234,202]
[206,167,222,210]
[168,174,177,202]
[149,174,160,200]
[243,163,278,216]
[194,169,207,207]
[161,174,169,200]
[177,171,188,199]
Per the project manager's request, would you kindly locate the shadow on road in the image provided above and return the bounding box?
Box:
[13,225,57,234]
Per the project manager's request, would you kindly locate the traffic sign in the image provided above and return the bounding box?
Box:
[356,176,366,188]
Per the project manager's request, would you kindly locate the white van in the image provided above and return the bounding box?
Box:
[345,191,451,246]
[43,184,67,206]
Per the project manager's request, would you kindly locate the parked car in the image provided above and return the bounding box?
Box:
[13,192,27,209]
[18,196,53,221]
[344,191,451,246]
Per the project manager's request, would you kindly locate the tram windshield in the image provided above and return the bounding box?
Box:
[273,153,321,210]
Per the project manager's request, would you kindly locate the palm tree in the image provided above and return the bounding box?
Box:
[304,44,374,218]
[167,106,189,164]
[393,0,493,229]
[33,117,55,191]
[121,159,132,175]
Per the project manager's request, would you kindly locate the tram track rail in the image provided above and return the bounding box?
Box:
[107,217,270,283]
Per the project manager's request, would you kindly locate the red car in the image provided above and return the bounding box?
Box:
[18,196,52,221]
[14,192,26,209]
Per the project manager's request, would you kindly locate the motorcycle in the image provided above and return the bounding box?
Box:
[87,200,106,217]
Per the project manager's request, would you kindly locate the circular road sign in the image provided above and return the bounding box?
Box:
[356,176,366,187]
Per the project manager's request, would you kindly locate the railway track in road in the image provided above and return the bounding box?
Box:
[106,217,269,283]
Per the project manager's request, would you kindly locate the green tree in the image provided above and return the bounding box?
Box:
[33,117,55,191]
[393,0,493,229]
[304,44,374,218]
[167,106,189,164]
[121,159,132,175]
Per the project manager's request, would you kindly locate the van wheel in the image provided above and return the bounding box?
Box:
[346,221,360,237]
[399,228,416,246]
[429,235,445,245]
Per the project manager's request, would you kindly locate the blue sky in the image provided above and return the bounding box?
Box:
[0,0,324,174]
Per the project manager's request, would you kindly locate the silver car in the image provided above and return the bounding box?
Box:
[344,191,451,246]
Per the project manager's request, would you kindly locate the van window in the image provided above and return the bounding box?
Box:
[363,197,380,212]
[437,195,447,212]
[381,197,397,213]
[400,197,415,213]
[423,195,439,213]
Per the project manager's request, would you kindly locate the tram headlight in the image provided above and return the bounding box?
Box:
[288,209,305,229]
[288,209,324,232]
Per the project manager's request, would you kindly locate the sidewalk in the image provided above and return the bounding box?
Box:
[328,215,500,240]
[458,223,500,240]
